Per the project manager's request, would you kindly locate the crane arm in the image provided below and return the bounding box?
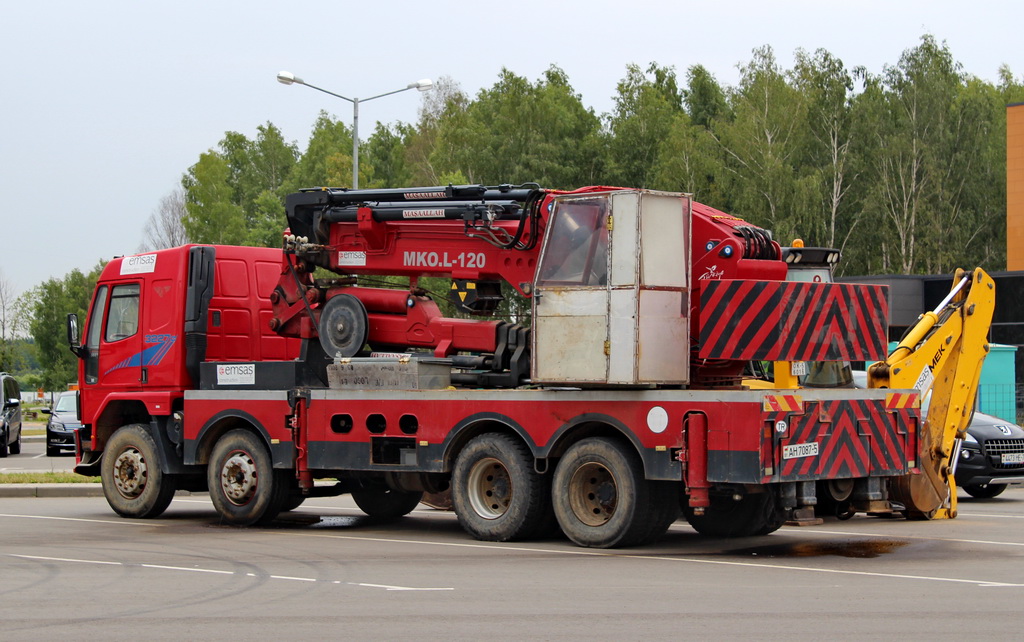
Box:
[867,268,996,519]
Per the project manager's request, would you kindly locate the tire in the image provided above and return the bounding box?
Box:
[9,432,20,455]
[0,428,8,458]
[551,437,663,548]
[207,429,286,526]
[452,433,553,542]
[352,485,423,520]
[101,424,176,519]
[282,494,307,512]
[962,483,1007,499]
[682,489,784,537]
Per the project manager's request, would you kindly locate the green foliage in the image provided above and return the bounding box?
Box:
[432,66,605,188]
[608,63,684,188]
[362,122,414,188]
[168,34,1016,280]
[182,151,246,245]
[0,472,101,484]
[27,264,103,390]
[286,111,353,191]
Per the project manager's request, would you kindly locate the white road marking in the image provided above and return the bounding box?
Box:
[0,513,161,526]
[352,582,452,591]
[956,511,1024,519]
[142,564,234,575]
[11,554,120,565]
[771,526,1024,548]
[278,531,1024,588]
[7,553,453,591]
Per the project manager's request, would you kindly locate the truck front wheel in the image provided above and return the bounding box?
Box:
[207,429,286,526]
[101,424,176,519]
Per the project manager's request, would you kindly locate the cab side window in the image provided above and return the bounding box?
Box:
[105,284,140,342]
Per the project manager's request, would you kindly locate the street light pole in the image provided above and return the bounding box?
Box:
[277,71,432,189]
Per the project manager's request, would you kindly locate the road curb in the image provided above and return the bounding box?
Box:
[0,483,105,498]
[0,484,202,498]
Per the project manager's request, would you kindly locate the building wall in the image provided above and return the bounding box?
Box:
[1009,104,1024,270]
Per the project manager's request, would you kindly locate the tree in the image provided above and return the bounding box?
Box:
[27,265,103,389]
[684,64,729,129]
[655,66,730,204]
[709,46,814,241]
[0,271,25,372]
[855,35,967,274]
[362,122,415,188]
[791,49,858,249]
[608,63,684,188]
[181,151,246,245]
[407,76,468,185]
[139,185,190,252]
[433,67,604,188]
[286,111,354,190]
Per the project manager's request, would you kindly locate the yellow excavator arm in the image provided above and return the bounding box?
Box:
[867,268,996,519]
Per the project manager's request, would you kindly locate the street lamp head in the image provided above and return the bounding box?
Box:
[277,71,304,86]
[410,78,433,92]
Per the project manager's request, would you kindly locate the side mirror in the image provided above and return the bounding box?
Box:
[40,407,52,415]
[5,398,20,407]
[67,313,86,358]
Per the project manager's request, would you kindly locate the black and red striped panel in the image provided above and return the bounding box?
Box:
[766,399,917,481]
[698,280,888,361]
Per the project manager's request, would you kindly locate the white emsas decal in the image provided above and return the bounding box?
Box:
[338,251,367,267]
[121,254,157,275]
[217,363,256,385]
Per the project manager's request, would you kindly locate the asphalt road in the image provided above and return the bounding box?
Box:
[0,434,77,474]
[3,489,1024,640]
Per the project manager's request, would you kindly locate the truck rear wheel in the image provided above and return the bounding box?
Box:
[207,429,286,526]
[682,489,784,537]
[552,437,667,548]
[352,485,423,519]
[452,433,553,541]
[101,424,176,519]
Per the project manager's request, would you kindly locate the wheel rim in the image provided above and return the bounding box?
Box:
[219,449,259,506]
[568,462,617,526]
[112,446,148,499]
[466,457,512,519]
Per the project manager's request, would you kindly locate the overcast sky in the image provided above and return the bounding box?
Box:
[2,0,1021,297]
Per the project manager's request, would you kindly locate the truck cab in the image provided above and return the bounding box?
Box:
[71,245,299,473]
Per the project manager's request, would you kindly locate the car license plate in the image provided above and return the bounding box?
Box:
[783,442,819,460]
[1001,452,1024,465]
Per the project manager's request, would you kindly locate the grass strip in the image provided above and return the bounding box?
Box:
[0,472,100,484]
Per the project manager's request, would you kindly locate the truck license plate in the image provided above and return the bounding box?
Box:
[1001,452,1024,465]
[783,442,819,460]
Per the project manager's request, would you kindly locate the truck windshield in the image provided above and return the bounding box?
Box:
[537,196,609,287]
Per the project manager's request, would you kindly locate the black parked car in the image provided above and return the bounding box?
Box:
[41,390,82,457]
[955,411,1024,498]
[0,372,22,457]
